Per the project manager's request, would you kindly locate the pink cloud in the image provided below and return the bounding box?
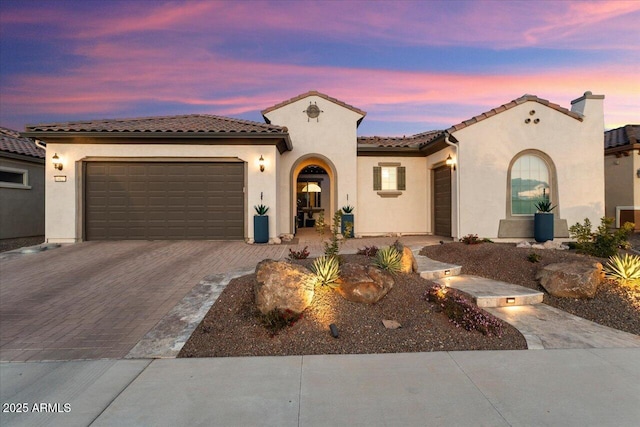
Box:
[2,45,636,131]
[2,1,638,50]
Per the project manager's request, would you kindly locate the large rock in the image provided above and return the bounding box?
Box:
[536,262,604,299]
[400,247,418,273]
[254,260,315,315]
[335,263,394,304]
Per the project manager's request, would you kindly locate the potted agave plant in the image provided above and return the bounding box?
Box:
[341,205,354,238]
[254,204,269,244]
[534,199,555,243]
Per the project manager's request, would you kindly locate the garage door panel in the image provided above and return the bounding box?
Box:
[85,162,244,240]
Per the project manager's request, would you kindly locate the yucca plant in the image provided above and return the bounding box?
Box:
[254,204,269,216]
[605,253,640,288]
[311,255,340,288]
[373,246,402,274]
[534,199,556,213]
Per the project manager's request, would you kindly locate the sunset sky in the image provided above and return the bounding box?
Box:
[1,0,638,136]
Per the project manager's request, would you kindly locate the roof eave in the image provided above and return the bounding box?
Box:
[605,143,640,156]
[357,145,425,157]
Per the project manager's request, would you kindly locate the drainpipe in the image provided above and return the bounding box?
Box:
[444,132,460,241]
[33,139,46,150]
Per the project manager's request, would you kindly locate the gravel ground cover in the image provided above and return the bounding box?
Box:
[179,254,527,358]
[0,236,44,253]
[421,242,640,336]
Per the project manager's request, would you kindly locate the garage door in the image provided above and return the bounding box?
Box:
[433,165,451,237]
[84,162,244,240]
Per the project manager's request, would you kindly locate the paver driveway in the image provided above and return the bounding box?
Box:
[0,241,289,362]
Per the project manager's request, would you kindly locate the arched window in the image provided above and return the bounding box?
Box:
[510,154,551,215]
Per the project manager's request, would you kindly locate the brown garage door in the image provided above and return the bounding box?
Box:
[433,165,451,237]
[84,162,244,240]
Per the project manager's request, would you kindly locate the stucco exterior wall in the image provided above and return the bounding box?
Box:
[0,157,45,239]
[264,95,362,235]
[356,156,429,235]
[452,98,604,239]
[43,143,277,243]
[604,154,635,219]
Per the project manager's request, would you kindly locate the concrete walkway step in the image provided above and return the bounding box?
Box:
[415,252,461,280]
[434,274,544,308]
[486,304,640,349]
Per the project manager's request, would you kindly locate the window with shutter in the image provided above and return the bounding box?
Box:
[373,163,405,197]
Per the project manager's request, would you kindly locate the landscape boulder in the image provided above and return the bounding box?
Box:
[400,247,418,273]
[254,259,315,315]
[536,262,604,299]
[335,263,394,304]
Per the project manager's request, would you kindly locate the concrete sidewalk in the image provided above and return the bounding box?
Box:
[2,348,639,427]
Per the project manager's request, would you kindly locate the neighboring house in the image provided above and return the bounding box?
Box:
[0,126,45,239]
[604,124,640,229]
[22,90,604,243]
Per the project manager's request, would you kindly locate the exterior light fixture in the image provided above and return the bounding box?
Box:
[445,154,456,171]
[52,153,63,171]
[506,297,516,304]
[444,269,451,276]
[259,155,265,172]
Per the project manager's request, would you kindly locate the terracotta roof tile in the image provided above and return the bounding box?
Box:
[605,124,639,150]
[358,130,443,148]
[262,90,366,119]
[446,94,583,134]
[0,126,45,158]
[24,114,287,135]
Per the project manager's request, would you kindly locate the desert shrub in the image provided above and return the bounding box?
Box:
[425,285,503,337]
[311,255,340,287]
[317,210,345,257]
[357,245,379,257]
[258,309,302,334]
[527,252,541,263]
[373,246,402,274]
[460,234,482,245]
[605,253,640,289]
[569,217,634,258]
[288,246,310,260]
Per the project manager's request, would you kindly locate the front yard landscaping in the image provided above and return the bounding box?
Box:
[179,232,639,359]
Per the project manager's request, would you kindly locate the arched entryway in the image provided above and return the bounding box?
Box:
[290,155,338,235]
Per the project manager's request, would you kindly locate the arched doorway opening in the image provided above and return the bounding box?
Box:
[290,155,338,235]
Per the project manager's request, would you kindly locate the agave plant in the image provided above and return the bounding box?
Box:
[254,204,269,216]
[342,205,354,214]
[373,246,402,274]
[311,255,340,287]
[534,199,556,213]
[605,253,640,288]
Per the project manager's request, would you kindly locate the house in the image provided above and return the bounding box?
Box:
[604,124,640,229]
[1,126,45,239]
[21,91,605,243]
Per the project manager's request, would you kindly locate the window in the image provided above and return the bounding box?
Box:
[373,164,406,195]
[0,166,30,189]
[511,154,550,215]
[381,167,396,190]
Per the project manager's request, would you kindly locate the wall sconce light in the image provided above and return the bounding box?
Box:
[445,154,456,171]
[52,153,63,171]
[259,155,265,172]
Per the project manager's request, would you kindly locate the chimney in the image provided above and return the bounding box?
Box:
[570,91,605,118]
